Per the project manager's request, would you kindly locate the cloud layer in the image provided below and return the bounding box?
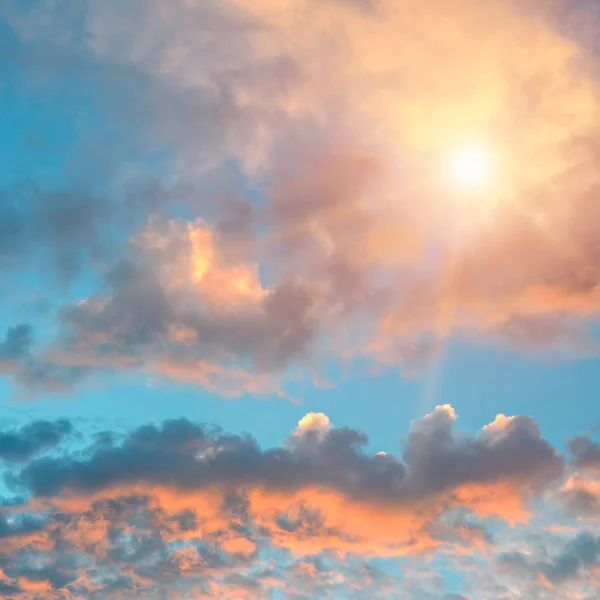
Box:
[2,0,600,396]
[0,407,597,598]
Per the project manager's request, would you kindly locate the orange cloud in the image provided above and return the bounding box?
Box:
[2,409,597,597]
[10,0,600,399]
[13,407,565,559]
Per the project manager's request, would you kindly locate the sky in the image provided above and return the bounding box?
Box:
[0,0,599,598]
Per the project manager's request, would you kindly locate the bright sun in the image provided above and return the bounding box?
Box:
[449,146,491,188]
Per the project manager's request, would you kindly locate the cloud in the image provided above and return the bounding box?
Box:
[35,217,317,397]
[0,325,32,370]
[10,407,564,556]
[0,324,88,396]
[498,530,600,587]
[568,434,600,470]
[404,406,564,500]
[0,513,45,541]
[0,4,598,599]
[0,184,112,284]
[557,438,600,517]
[0,419,73,463]
[1,0,600,396]
[291,413,331,446]
[559,474,600,517]
[0,409,595,598]
[541,532,600,583]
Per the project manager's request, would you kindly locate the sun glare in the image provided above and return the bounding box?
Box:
[449,146,491,188]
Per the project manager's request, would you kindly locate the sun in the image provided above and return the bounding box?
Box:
[449,146,491,188]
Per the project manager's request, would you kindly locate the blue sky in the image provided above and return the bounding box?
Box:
[0,1,599,599]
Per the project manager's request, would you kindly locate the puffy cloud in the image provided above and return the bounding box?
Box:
[558,438,600,517]
[33,217,317,397]
[9,407,564,556]
[1,0,600,396]
[498,530,600,588]
[542,532,600,583]
[0,419,72,463]
[295,413,331,434]
[568,434,600,470]
[403,407,564,504]
[0,409,596,597]
[290,413,332,447]
[559,474,600,517]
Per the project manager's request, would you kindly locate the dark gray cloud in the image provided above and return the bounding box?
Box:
[0,513,45,540]
[15,407,563,511]
[402,407,564,495]
[500,531,600,585]
[568,434,600,470]
[541,531,600,583]
[0,419,73,463]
